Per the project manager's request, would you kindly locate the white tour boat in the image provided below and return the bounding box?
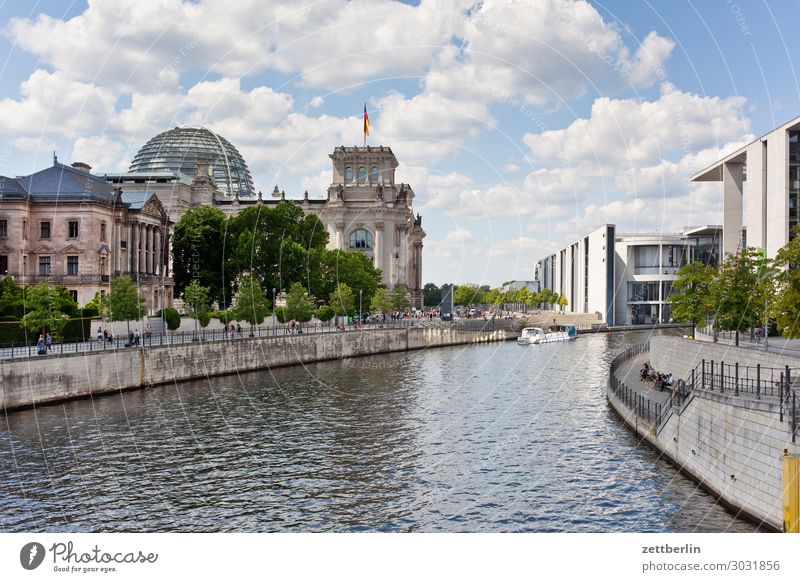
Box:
[517,324,578,345]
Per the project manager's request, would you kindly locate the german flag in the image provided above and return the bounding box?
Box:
[363,103,370,137]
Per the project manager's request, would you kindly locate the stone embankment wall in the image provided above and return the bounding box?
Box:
[0,327,515,412]
[650,335,800,381]
[608,336,800,531]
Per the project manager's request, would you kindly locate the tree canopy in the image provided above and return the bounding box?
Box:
[233,275,271,333]
[171,205,228,307]
[329,283,355,315]
[285,283,315,326]
[108,276,147,334]
[391,284,411,311]
[19,282,71,338]
[669,262,716,334]
[709,248,765,342]
[423,283,441,308]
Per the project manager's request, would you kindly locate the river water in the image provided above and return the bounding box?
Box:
[0,330,759,532]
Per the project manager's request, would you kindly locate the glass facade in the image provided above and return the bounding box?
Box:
[129,127,255,198]
[627,281,659,302]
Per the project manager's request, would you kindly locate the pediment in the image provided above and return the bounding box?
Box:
[0,240,14,252]
[97,243,110,255]
[142,197,166,220]
[61,243,83,254]
[33,244,55,254]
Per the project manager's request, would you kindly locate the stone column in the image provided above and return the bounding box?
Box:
[147,226,154,274]
[335,222,345,250]
[139,223,146,274]
[374,222,384,270]
[722,161,744,257]
[131,223,139,275]
[154,227,161,275]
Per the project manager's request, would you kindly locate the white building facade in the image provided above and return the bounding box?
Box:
[535,225,721,326]
[692,115,800,259]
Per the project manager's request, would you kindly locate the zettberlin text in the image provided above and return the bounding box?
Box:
[642,544,701,554]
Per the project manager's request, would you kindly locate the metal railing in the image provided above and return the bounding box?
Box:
[608,341,668,427]
[692,359,798,442]
[0,317,510,360]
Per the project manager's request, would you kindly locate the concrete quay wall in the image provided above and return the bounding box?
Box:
[650,335,800,381]
[0,327,515,412]
[609,339,800,531]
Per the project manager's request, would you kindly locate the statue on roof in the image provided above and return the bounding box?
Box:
[375,183,384,202]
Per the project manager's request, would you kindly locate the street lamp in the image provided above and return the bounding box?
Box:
[359,289,363,328]
[272,287,276,335]
[757,268,777,352]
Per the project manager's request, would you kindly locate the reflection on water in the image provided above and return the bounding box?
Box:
[0,330,760,532]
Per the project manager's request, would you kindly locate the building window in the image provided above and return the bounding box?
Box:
[39,256,51,276]
[345,167,353,182]
[22,220,27,240]
[69,290,78,303]
[0,255,7,275]
[0,219,6,237]
[40,221,51,239]
[370,166,379,183]
[100,221,107,241]
[67,256,79,275]
[68,220,79,238]
[627,281,659,302]
[358,167,366,182]
[349,229,373,249]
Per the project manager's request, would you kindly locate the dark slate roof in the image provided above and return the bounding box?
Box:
[120,191,156,210]
[0,177,27,199]
[11,163,118,204]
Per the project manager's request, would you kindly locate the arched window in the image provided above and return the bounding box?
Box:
[370,166,379,183]
[349,229,373,249]
[345,167,353,182]
[358,167,366,182]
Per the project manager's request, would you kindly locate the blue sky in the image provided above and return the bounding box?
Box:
[0,0,798,287]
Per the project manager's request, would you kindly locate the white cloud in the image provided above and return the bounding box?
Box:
[429,226,474,258]
[489,236,540,257]
[524,83,749,168]
[71,136,129,173]
[0,70,116,138]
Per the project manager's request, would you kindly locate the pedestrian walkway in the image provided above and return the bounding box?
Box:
[695,329,800,354]
[613,351,672,407]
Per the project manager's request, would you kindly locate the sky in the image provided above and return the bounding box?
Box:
[0,0,798,287]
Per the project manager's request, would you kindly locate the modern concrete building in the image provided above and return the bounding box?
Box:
[535,225,722,325]
[692,115,800,258]
[107,129,426,308]
[0,160,173,308]
[500,280,540,293]
[535,225,616,325]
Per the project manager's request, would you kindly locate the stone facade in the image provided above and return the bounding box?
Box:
[0,161,173,308]
[112,145,427,308]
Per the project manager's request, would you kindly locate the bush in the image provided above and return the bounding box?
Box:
[155,307,181,330]
[316,305,335,322]
[62,317,93,342]
[213,310,234,325]
[79,307,100,319]
[273,306,288,324]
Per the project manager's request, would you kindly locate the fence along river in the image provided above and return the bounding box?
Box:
[0,329,759,532]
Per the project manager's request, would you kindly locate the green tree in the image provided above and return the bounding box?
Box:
[557,294,568,312]
[454,284,479,307]
[233,275,271,336]
[316,305,336,322]
[370,288,393,315]
[669,261,716,338]
[171,206,228,306]
[0,276,23,318]
[329,283,355,316]
[108,276,147,336]
[84,290,109,318]
[516,288,530,312]
[770,235,800,337]
[19,282,71,339]
[391,284,411,311]
[183,280,212,339]
[423,283,441,308]
[483,288,500,307]
[285,283,315,330]
[273,306,288,324]
[709,248,764,345]
[309,249,382,306]
[155,307,181,331]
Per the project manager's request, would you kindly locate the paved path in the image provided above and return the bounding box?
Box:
[613,351,672,407]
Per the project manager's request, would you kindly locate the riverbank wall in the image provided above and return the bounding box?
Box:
[608,336,800,531]
[0,326,515,412]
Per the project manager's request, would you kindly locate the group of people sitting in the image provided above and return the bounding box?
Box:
[640,362,674,392]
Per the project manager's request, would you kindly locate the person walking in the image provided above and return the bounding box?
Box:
[37,335,45,355]
[134,329,140,346]
[45,333,52,352]
[97,326,103,342]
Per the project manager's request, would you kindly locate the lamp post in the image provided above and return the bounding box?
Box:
[359,289,363,327]
[756,268,777,352]
[272,287,276,335]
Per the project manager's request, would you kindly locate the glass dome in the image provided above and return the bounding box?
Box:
[129,126,255,198]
